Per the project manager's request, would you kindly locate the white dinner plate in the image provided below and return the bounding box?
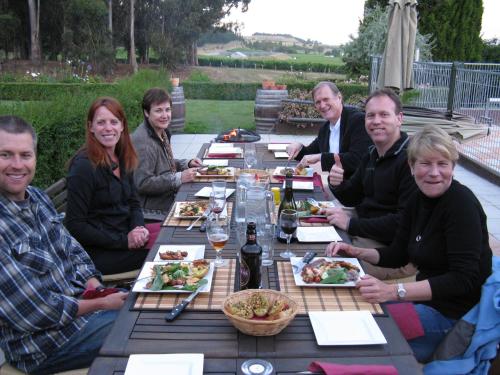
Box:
[202,159,228,166]
[268,143,288,151]
[153,245,205,262]
[194,186,235,199]
[273,166,313,177]
[309,311,387,346]
[274,151,289,158]
[125,353,204,375]
[208,146,242,154]
[290,257,365,287]
[296,226,342,243]
[132,261,214,294]
[173,201,210,219]
[282,181,314,190]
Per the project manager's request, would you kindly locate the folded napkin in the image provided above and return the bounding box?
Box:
[300,217,329,224]
[385,302,425,340]
[308,361,398,375]
[207,153,239,158]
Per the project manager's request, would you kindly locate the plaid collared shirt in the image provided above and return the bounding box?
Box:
[0,186,101,373]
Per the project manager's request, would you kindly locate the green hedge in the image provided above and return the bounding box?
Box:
[0,82,116,101]
[183,81,368,101]
[0,69,171,187]
[198,56,346,74]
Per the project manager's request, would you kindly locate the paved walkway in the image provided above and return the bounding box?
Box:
[171,133,500,250]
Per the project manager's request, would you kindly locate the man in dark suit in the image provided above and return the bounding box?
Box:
[286,81,371,179]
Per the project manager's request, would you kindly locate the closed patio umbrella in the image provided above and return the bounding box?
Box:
[377,0,418,93]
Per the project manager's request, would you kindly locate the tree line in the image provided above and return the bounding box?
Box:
[0,0,250,74]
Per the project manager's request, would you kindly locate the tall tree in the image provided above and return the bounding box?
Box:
[365,0,484,61]
[27,0,41,61]
[129,0,138,72]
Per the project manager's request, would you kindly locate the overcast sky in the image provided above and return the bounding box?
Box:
[225,0,500,46]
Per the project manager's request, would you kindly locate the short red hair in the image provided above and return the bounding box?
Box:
[85,97,138,172]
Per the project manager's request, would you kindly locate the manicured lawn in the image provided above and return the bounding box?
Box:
[185,99,255,133]
[290,54,343,65]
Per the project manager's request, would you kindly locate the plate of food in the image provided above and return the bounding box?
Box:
[273,165,313,177]
[290,257,364,287]
[295,200,334,217]
[173,201,210,219]
[132,260,214,293]
[196,166,235,178]
[154,245,205,262]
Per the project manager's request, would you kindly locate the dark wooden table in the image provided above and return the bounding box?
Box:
[90,143,421,374]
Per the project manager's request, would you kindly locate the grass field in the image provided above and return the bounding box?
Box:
[185,99,255,133]
[290,54,343,65]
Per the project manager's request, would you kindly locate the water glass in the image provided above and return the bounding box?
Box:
[259,223,275,266]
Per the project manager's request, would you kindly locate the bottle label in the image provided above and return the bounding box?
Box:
[240,259,250,289]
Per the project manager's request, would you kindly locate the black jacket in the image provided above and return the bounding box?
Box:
[65,152,144,251]
[330,132,417,244]
[377,180,492,319]
[295,105,371,178]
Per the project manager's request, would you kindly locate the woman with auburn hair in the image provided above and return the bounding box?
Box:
[66,97,158,275]
[326,125,492,363]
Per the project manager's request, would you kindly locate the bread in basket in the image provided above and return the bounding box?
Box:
[222,289,298,336]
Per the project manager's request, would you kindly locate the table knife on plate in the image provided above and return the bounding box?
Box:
[165,287,202,322]
[292,251,317,274]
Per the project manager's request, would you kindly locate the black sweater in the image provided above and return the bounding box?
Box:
[65,152,144,251]
[377,180,492,320]
[331,133,417,244]
[295,105,371,178]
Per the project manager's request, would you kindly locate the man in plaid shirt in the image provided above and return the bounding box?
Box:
[0,116,128,374]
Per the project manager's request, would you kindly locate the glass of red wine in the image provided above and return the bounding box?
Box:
[279,209,297,258]
[209,190,226,223]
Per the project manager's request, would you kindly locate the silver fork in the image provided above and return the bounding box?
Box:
[186,208,210,231]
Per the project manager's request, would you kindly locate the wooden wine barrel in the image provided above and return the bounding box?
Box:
[170,86,185,133]
[254,89,288,134]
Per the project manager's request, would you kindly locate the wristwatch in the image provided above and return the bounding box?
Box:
[397,283,407,300]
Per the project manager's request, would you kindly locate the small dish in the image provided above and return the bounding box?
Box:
[125,353,204,375]
[202,159,228,166]
[281,181,314,190]
[268,143,288,151]
[309,311,386,345]
[296,227,342,243]
[274,151,289,158]
[194,187,235,199]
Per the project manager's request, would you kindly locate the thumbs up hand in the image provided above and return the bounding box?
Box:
[328,153,344,186]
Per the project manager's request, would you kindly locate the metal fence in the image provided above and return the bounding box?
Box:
[370,56,500,176]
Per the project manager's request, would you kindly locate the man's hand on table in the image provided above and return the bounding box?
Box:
[320,207,351,231]
[286,142,303,160]
[298,153,321,167]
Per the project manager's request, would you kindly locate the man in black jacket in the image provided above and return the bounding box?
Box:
[286,81,372,179]
[323,88,417,280]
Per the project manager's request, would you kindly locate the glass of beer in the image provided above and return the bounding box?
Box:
[206,215,229,267]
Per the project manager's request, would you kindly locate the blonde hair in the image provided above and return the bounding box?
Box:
[407,125,459,166]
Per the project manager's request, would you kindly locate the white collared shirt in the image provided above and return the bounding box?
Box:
[329,118,341,154]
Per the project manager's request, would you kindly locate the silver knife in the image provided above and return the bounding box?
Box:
[186,208,211,231]
[292,251,317,274]
[165,287,202,321]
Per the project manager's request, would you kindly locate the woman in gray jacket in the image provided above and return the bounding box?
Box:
[131,88,202,214]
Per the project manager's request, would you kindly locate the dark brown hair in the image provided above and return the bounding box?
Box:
[142,87,172,116]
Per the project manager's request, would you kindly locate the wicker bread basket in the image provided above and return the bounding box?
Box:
[222,289,298,336]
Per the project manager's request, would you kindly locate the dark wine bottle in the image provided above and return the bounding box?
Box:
[277,170,297,243]
[240,222,262,290]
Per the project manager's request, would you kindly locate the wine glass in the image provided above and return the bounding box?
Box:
[279,209,297,259]
[206,215,229,267]
[209,191,226,222]
[244,145,258,169]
